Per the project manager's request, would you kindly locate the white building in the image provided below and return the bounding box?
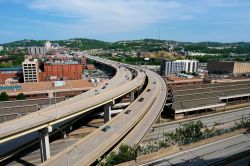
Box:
[22,59,39,82]
[44,41,52,52]
[161,60,198,76]
[5,78,19,85]
[0,46,3,51]
[27,41,52,55]
[28,47,45,55]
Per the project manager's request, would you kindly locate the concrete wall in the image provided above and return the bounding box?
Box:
[0,97,65,108]
[207,61,234,74]
[208,61,250,74]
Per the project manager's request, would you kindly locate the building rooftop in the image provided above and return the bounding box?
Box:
[171,81,250,113]
[0,67,22,72]
[45,60,79,65]
[0,80,94,96]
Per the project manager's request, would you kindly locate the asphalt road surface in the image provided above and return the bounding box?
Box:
[142,133,250,166]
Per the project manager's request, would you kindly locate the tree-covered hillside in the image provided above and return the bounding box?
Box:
[1,38,110,50]
[1,38,250,54]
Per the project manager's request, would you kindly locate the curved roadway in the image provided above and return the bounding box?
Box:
[113,69,167,149]
[42,66,167,166]
[0,56,144,144]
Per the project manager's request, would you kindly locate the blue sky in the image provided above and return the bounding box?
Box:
[0,0,250,43]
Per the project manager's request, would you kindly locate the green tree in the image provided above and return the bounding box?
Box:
[0,92,10,101]
[16,93,26,100]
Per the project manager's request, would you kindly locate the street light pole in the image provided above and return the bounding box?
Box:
[56,127,70,166]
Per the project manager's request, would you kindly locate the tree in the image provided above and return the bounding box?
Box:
[16,93,26,100]
[0,92,9,101]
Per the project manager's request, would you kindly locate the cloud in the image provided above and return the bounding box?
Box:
[25,0,191,34]
[24,0,250,35]
[2,0,250,41]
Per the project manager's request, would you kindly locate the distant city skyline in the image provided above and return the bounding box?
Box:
[1,0,250,44]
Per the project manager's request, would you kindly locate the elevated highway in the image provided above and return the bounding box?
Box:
[42,67,167,166]
[113,69,167,148]
[0,56,145,162]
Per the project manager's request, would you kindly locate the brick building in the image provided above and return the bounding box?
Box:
[40,61,82,81]
[0,67,23,84]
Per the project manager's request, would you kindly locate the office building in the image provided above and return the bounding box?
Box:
[27,41,52,55]
[208,61,250,74]
[161,60,198,76]
[0,46,3,51]
[40,61,82,81]
[22,59,39,82]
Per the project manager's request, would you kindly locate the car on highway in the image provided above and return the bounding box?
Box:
[102,86,106,89]
[138,97,144,102]
[102,125,111,132]
[125,109,131,114]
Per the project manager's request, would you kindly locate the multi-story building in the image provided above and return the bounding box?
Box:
[0,46,3,51]
[28,47,45,55]
[161,60,198,76]
[22,59,39,82]
[27,41,52,55]
[207,61,250,75]
[40,61,82,81]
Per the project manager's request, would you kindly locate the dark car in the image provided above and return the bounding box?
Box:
[125,109,131,114]
[138,97,144,102]
[147,89,151,92]
[102,86,106,89]
[102,125,111,132]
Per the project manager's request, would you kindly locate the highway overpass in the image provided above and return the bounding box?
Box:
[0,55,146,162]
[41,65,167,166]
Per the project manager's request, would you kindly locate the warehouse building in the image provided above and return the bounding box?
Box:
[167,80,250,119]
[207,61,250,75]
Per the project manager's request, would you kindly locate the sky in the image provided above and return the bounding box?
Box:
[0,0,250,43]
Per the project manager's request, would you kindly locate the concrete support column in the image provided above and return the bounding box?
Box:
[48,90,54,98]
[104,102,112,123]
[39,126,52,162]
[137,87,140,97]
[130,91,135,102]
